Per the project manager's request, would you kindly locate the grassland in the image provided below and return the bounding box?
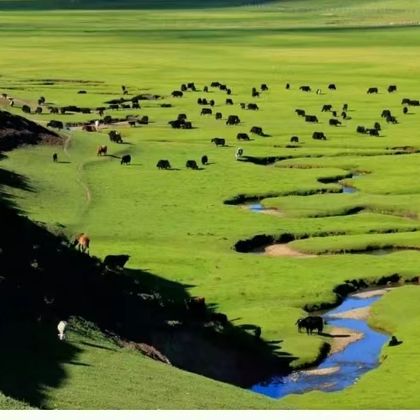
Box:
[2,0,420,409]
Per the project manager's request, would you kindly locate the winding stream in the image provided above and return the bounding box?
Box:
[251,293,389,398]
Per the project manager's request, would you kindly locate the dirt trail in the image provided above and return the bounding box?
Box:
[63,132,92,205]
[264,244,317,258]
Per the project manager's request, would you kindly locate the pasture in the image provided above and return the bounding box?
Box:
[2,0,420,409]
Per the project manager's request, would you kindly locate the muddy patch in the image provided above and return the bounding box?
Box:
[262,244,317,258]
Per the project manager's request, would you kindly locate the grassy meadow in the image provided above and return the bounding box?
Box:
[2,0,420,409]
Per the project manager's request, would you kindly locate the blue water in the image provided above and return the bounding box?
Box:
[251,295,389,399]
[248,203,265,211]
[342,186,357,194]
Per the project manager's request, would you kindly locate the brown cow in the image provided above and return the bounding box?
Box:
[73,233,90,253]
[97,145,108,156]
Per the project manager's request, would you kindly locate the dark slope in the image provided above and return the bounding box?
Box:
[0,110,62,152]
[0,133,292,406]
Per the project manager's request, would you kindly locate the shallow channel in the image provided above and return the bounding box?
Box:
[251,294,389,398]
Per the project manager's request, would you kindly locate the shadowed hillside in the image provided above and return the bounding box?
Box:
[0,111,296,407]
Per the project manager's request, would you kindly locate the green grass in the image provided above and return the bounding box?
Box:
[2,0,420,409]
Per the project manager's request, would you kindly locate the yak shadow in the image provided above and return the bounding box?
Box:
[78,341,116,352]
[57,161,71,164]
[319,332,350,338]
[67,361,91,367]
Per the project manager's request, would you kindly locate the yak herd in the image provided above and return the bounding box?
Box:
[2,82,420,345]
[4,81,415,339]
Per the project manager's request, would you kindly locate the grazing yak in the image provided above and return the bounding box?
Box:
[367,128,379,136]
[295,109,305,117]
[108,130,123,143]
[48,106,59,114]
[211,82,220,87]
[47,120,64,130]
[261,83,268,91]
[237,133,250,141]
[225,98,233,105]
[226,115,240,125]
[329,118,341,126]
[82,125,95,132]
[186,160,199,170]
[312,131,327,140]
[250,126,264,136]
[305,115,318,123]
[240,103,246,109]
[381,109,392,118]
[177,113,187,121]
[403,106,408,114]
[203,86,208,92]
[35,107,42,114]
[201,108,212,116]
[296,316,324,335]
[22,105,31,114]
[209,99,215,107]
[290,136,299,143]
[285,83,290,89]
[52,153,58,163]
[211,138,225,146]
[389,335,403,346]
[322,104,332,112]
[201,155,208,165]
[386,115,398,124]
[103,254,130,269]
[97,145,107,156]
[186,297,206,315]
[388,85,397,93]
[139,116,149,125]
[171,90,183,98]
[374,122,382,131]
[120,154,131,165]
[299,85,311,92]
[341,111,347,119]
[328,83,336,90]
[73,233,90,253]
[187,82,197,91]
[247,103,259,110]
[367,87,378,94]
[343,103,348,111]
[356,126,366,134]
[157,159,171,170]
[215,112,223,120]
